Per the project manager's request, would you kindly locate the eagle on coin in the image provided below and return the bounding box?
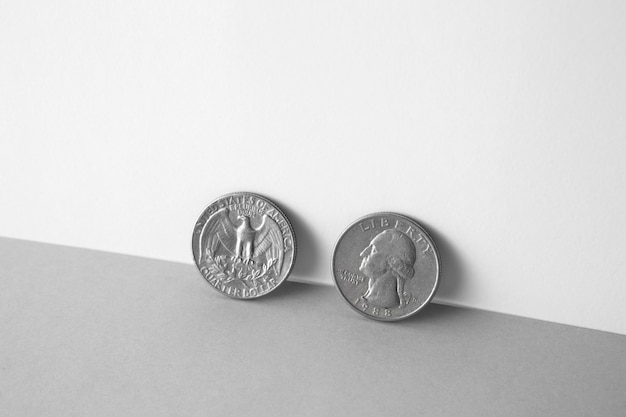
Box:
[199,208,284,275]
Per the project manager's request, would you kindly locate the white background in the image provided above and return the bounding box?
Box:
[1,1,625,334]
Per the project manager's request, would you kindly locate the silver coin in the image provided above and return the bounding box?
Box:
[192,192,296,299]
[332,213,440,321]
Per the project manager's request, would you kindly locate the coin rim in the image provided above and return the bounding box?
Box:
[331,212,441,321]
[191,191,297,299]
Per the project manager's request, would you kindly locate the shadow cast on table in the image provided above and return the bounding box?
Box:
[269,197,322,280]
[413,217,466,301]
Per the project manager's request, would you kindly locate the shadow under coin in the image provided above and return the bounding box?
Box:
[412,218,466,302]
[270,198,322,280]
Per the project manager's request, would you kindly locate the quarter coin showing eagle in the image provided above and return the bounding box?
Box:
[192,192,296,299]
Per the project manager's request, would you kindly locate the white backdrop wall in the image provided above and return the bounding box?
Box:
[2,1,625,334]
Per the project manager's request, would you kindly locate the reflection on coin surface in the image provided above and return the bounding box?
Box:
[332,213,440,321]
[192,192,296,299]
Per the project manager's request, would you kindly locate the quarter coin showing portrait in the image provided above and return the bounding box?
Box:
[192,192,296,299]
[332,213,440,321]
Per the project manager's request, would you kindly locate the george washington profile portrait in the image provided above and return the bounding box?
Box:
[359,229,416,309]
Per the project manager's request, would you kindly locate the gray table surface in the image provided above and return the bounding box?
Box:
[1,237,625,417]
